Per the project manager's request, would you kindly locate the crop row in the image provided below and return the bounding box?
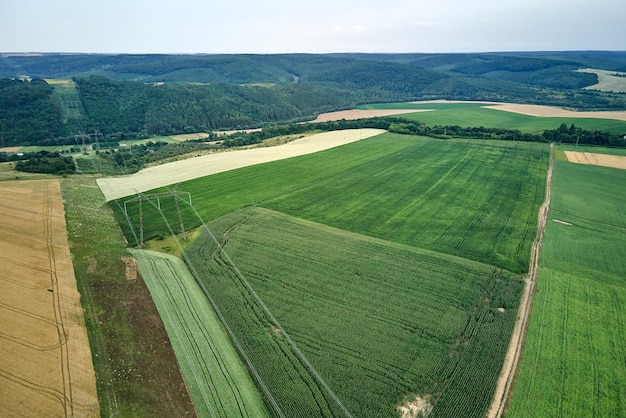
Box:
[184,208,524,417]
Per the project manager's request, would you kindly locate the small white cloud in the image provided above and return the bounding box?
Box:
[352,25,366,31]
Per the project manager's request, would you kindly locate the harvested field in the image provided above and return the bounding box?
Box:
[0,147,23,153]
[412,100,626,121]
[0,180,99,417]
[576,68,626,93]
[486,103,626,121]
[170,133,210,141]
[564,151,626,170]
[214,128,262,136]
[97,128,385,201]
[310,108,428,122]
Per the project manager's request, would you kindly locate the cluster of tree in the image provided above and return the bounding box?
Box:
[14,152,75,175]
[543,123,626,147]
[89,140,216,174]
[0,149,79,163]
[0,78,63,147]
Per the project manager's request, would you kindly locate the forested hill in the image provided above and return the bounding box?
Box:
[0,78,63,146]
[1,52,625,146]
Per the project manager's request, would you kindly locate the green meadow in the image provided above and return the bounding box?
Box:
[507,160,626,417]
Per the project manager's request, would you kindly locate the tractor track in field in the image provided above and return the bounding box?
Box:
[488,142,553,418]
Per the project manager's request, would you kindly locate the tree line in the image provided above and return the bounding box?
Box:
[220,118,625,148]
[14,151,75,175]
[9,119,626,175]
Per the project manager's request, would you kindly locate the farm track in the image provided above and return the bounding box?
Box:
[44,181,73,417]
[488,143,554,418]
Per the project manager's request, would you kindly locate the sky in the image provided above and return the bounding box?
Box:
[1,0,624,54]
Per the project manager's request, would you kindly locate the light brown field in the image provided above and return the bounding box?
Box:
[576,68,626,93]
[310,108,428,122]
[412,99,626,121]
[0,180,99,417]
[564,151,626,170]
[0,146,23,153]
[170,133,210,141]
[486,103,626,121]
[97,128,385,201]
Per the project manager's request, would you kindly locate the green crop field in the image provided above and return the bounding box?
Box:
[507,160,626,417]
[113,132,551,417]
[129,249,270,418]
[115,134,549,274]
[358,102,626,134]
[183,208,524,417]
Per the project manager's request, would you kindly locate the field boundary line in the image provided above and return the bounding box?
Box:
[488,142,554,418]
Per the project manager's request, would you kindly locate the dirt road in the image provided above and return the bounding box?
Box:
[488,143,554,418]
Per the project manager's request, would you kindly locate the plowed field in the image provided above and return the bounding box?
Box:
[0,180,99,417]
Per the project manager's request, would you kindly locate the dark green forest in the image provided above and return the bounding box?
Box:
[0,52,625,148]
[0,78,63,146]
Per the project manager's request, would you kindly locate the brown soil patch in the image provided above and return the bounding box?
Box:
[0,180,99,417]
[398,394,433,418]
[214,128,263,136]
[122,256,138,281]
[564,151,626,170]
[0,146,23,153]
[86,255,97,274]
[170,133,210,141]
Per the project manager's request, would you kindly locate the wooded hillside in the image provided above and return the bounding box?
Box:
[1,52,625,146]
